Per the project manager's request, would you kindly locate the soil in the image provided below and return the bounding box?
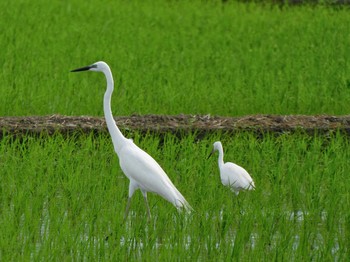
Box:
[1,114,350,138]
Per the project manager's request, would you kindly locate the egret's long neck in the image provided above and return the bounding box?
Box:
[217,144,224,167]
[103,68,127,154]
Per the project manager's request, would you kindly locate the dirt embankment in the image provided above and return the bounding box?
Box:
[1,114,350,138]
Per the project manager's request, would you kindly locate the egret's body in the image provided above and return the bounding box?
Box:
[208,141,255,195]
[71,61,191,219]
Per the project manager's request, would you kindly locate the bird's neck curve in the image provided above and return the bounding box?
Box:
[102,68,128,154]
[217,144,225,167]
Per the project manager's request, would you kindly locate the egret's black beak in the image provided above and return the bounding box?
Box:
[71,64,96,72]
[207,149,215,160]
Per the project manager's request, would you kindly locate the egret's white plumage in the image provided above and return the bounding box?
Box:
[208,141,255,195]
[71,61,192,219]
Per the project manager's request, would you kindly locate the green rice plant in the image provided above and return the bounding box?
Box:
[1,1,350,116]
[1,132,349,260]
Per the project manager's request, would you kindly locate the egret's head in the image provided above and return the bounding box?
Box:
[71,61,109,73]
[213,141,222,151]
[207,141,222,159]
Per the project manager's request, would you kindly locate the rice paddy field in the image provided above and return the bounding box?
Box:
[1,0,350,261]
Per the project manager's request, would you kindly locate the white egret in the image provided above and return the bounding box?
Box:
[71,61,192,219]
[208,141,255,195]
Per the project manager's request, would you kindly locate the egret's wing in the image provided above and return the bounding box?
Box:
[224,162,254,190]
[234,164,255,189]
[118,143,191,209]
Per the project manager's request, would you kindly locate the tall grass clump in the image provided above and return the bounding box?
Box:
[0,132,349,260]
[1,0,350,116]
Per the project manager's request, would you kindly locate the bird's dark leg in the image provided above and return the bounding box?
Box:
[141,190,152,220]
[124,182,138,222]
[123,197,132,222]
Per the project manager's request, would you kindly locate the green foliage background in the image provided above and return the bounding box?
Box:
[1,0,350,117]
[1,1,350,260]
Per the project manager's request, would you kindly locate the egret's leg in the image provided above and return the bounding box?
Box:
[141,190,151,220]
[123,197,132,221]
[124,182,138,221]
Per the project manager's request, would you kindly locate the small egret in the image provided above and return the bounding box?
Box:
[71,61,192,219]
[208,141,255,195]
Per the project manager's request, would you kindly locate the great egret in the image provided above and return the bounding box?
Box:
[71,61,192,219]
[208,141,255,195]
